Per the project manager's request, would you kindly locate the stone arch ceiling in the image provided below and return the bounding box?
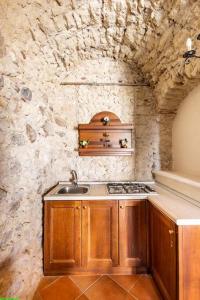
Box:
[1,0,200,112]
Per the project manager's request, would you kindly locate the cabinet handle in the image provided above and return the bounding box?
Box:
[83,206,87,209]
[76,206,80,209]
[120,205,124,209]
[169,229,174,248]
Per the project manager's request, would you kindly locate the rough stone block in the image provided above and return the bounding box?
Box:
[21,87,32,102]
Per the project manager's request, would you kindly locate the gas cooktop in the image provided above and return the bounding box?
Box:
[107,183,156,195]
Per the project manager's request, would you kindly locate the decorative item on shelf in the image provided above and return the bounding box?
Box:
[183,34,200,64]
[101,116,110,125]
[79,140,89,148]
[78,111,134,156]
[119,138,128,148]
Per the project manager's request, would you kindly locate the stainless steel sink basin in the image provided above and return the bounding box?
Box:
[57,185,89,195]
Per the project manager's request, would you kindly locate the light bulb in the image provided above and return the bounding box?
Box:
[186,38,192,51]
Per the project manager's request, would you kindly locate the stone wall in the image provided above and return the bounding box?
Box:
[0,0,180,298]
[61,58,161,181]
[0,56,172,299]
[1,0,199,112]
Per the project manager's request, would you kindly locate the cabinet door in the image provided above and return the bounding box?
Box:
[82,200,118,271]
[178,226,200,300]
[44,201,81,273]
[119,200,147,268]
[150,203,177,300]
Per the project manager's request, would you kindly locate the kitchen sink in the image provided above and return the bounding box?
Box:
[57,185,89,194]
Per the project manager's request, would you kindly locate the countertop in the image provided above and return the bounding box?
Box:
[148,185,200,225]
[44,181,200,226]
[44,181,154,201]
[153,170,200,205]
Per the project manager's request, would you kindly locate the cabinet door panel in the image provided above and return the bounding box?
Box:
[179,226,200,300]
[44,201,81,272]
[119,200,147,268]
[150,203,177,300]
[51,206,75,261]
[82,200,118,270]
[90,207,111,259]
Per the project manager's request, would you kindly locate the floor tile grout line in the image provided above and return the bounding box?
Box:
[68,275,85,293]
[74,275,103,300]
[127,291,138,300]
[127,274,143,292]
[37,274,159,300]
[68,275,85,299]
[128,274,162,300]
[75,274,103,293]
[107,274,141,294]
[107,275,132,293]
[38,276,65,295]
[127,274,150,300]
[75,293,88,300]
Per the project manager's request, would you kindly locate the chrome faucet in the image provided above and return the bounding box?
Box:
[71,170,78,186]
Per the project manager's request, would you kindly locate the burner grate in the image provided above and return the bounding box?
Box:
[107,183,155,195]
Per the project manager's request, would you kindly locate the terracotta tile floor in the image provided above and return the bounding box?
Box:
[33,274,162,300]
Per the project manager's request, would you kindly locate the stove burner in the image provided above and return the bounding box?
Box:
[107,183,156,195]
[107,184,126,194]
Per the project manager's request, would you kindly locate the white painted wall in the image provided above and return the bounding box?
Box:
[172,84,200,178]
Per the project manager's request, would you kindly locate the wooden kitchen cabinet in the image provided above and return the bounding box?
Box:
[44,201,82,274]
[119,200,147,271]
[149,203,177,300]
[44,199,200,298]
[178,225,200,300]
[44,199,148,275]
[149,202,200,300]
[82,200,119,271]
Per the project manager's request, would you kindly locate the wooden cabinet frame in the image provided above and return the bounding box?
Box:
[44,199,147,275]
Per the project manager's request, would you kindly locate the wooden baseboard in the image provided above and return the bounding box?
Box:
[44,266,148,276]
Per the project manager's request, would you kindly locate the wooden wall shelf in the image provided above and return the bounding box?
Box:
[78,124,133,130]
[79,148,134,156]
[78,111,134,156]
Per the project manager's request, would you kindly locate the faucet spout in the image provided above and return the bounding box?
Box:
[71,170,78,186]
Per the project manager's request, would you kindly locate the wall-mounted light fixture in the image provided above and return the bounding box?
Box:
[183,34,200,63]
